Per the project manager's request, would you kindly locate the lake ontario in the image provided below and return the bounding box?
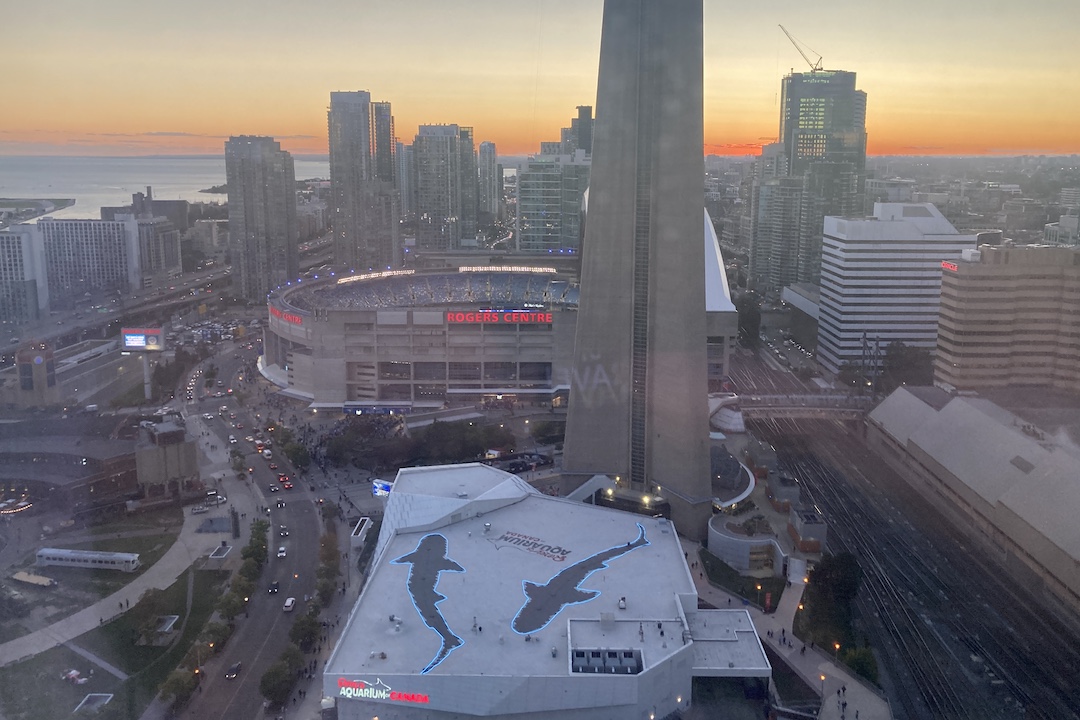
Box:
[0,155,329,220]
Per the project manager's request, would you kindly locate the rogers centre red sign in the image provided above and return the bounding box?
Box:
[447,311,553,324]
[270,306,304,325]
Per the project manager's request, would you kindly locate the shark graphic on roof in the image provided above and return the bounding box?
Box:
[392,534,466,674]
[512,523,649,634]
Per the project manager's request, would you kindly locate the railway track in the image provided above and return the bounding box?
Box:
[752,417,1080,720]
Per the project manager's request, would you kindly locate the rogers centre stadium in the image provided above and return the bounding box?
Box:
[261,212,736,413]
[262,267,580,411]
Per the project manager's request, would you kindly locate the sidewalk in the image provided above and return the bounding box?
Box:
[682,538,891,720]
[0,414,252,669]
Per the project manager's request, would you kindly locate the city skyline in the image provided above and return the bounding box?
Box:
[5,0,1078,158]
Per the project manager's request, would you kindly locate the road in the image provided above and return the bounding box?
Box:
[168,338,330,719]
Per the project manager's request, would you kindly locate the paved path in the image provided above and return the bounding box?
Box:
[0,508,221,668]
[682,538,892,720]
[63,641,130,680]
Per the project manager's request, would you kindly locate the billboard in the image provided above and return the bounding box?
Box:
[121,327,163,351]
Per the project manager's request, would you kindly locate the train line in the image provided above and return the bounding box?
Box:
[751,417,1080,720]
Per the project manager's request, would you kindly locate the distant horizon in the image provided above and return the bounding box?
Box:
[6,1,1079,158]
[3,151,1078,161]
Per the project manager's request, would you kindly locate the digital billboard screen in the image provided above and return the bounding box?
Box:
[121,327,163,351]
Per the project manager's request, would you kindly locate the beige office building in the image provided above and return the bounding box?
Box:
[935,245,1080,392]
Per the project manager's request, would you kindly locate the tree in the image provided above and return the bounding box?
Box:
[280,643,305,675]
[317,577,337,606]
[160,669,199,707]
[239,557,262,582]
[217,592,244,624]
[202,621,232,649]
[841,646,879,684]
[259,662,294,707]
[529,420,565,446]
[879,341,933,394]
[283,442,311,470]
[289,612,321,650]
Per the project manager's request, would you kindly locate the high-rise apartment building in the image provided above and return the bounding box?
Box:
[515,150,590,253]
[225,135,298,301]
[817,203,977,374]
[413,124,471,250]
[563,0,712,538]
[779,70,867,177]
[478,141,499,217]
[748,69,867,290]
[458,126,479,242]
[328,92,400,271]
[0,225,48,323]
[574,105,593,155]
[372,101,396,185]
[749,177,803,290]
[935,245,1080,392]
[395,141,415,217]
[37,217,143,306]
[797,161,860,284]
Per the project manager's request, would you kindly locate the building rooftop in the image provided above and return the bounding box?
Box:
[328,464,767,682]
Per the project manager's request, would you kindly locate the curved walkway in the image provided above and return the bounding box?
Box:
[0,509,220,668]
[683,538,893,720]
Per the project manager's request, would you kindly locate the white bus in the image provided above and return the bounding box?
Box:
[36,548,142,573]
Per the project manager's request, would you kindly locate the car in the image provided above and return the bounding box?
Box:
[268,581,280,594]
[276,499,286,508]
[203,413,214,420]
[279,525,289,537]
[268,484,279,492]
[225,662,242,679]
[235,423,244,430]
[283,481,293,490]
[245,436,255,443]
[277,546,286,558]
[229,413,237,420]
[268,463,278,470]
[283,597,296,612]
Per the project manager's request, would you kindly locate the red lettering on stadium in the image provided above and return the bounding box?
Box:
[270,305,304,325]
[941,261,958,272]
[446,311,553,325]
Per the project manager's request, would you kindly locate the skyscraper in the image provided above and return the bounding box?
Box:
[478,141,499,217]
[779,70,866,177]
[574,104,593,155]
[413,125,465,250]
[748,69,867,289]
[515,149,590,253]
[395,141,415,217]
[225,135,297,301]
[328,92,399,270]
[458,126,479,242]
[372,101,396,184]
[563,0,712,538]
[0,225,48,323]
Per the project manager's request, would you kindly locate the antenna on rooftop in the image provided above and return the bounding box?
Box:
[779,25,824,72]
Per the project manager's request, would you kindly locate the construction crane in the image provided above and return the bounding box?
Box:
[779,25,823,72]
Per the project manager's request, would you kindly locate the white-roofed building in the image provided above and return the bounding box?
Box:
[867,387,1080,616]
[324,463,769,719]
[817,203,979,374]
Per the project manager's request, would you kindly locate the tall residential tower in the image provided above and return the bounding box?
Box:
[328,92,399,271]
[225,135,298,301]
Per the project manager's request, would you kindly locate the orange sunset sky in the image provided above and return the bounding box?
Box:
[4,0,1079,158]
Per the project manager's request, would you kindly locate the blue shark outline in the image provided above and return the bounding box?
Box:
[391,533,465,673]
[512,523,650,634]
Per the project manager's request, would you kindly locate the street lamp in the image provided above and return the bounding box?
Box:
[833,641,841,657]
[820,674,826,696]
[756,583,762,606]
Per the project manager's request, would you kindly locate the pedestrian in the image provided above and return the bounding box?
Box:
[126,598,129,608]
[842,685,846,696]
[119,601,123,611]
